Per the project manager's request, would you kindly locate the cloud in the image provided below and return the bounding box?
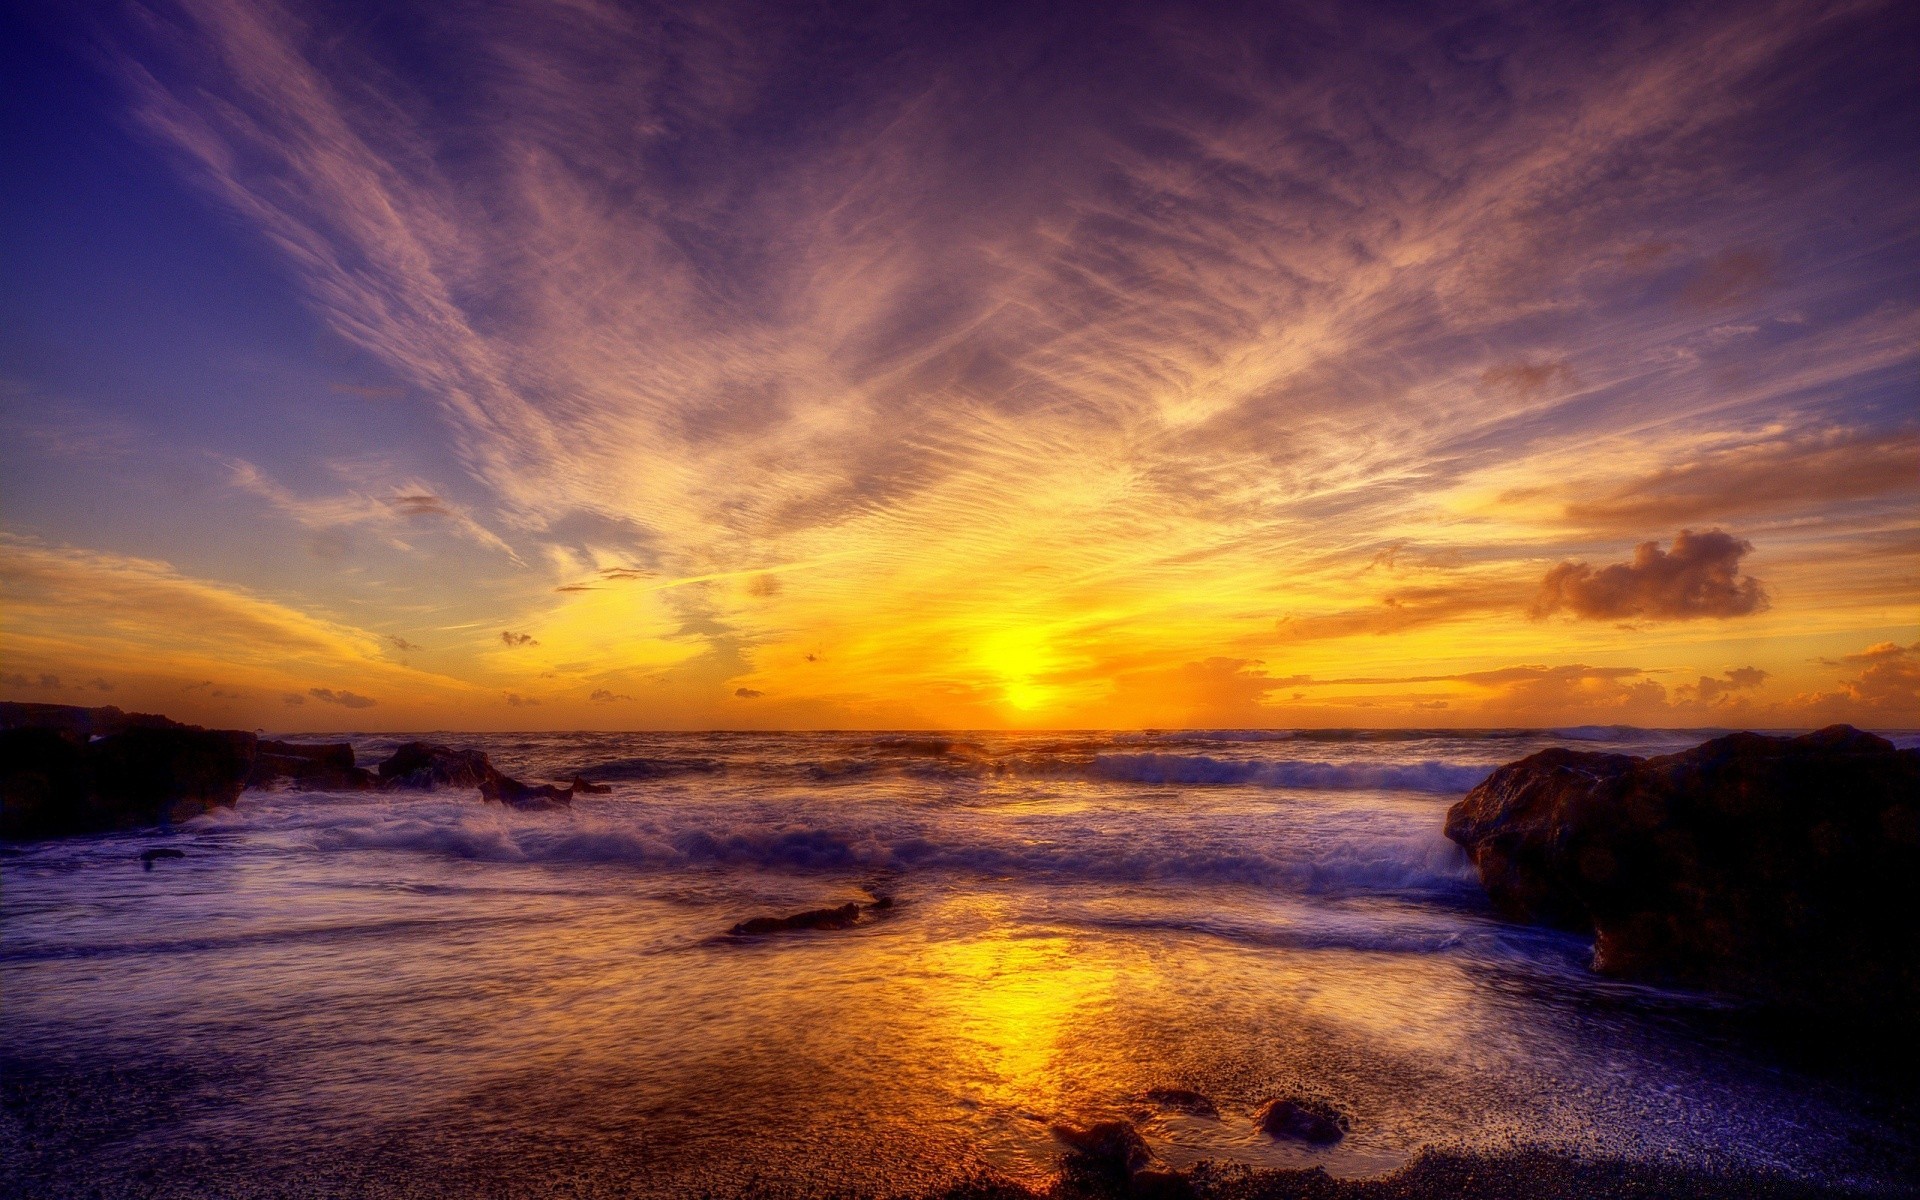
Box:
[1678,247,1776,310]
[224,459,519,561]
[1481,360,1574,398]
[386,634,424,652]
[283,693,307,705]
[309,687,377,708]
[330,382,406,401]
[1534,530,1769,621]
[589,688,633,702]
[1803,642,1920,714]
[1675,666,1769,706]
[505,692,539,707]
[1563,429,1920,529]
[24,0,1909,729]
[734,687,764,699]
[501,630,539,648]
[1,672,63,690]
[1278,581,1525,641]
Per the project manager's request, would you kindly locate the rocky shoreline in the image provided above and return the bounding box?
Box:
[0,702,593,840]
[1444,725,1920,1019]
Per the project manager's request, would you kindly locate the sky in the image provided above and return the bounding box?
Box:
[0,0,1915,732]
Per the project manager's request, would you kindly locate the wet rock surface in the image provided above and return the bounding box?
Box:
[378,741,580,809]
[1257,1097,1351,1145]
[250,740,376,791]
[1,705,256,840]
[1141,1088,1220,1118]
[0,708,605,840]
[727,892,898,936]
[1446,725,1920,1015]
[729,902,864,936]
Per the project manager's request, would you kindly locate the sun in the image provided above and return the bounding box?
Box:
[975,625,1059,713]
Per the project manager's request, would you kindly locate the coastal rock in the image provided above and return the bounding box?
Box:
[479,773,575,811]
[1141,1088,1219,1118]
[1050,1119,1154,1174]
[1444,725,1920,1012]
[730,902,862,936]
[569,775,612,795]
[250,740,376,791]
[376,742,500,791]
[0,701,188,739]
[1257,1097,1350,1144]
[376,742,582,809]
[0,706,256,841]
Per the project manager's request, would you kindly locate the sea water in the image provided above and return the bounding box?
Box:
[0,729,1905,1195]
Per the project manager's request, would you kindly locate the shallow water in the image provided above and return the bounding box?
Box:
[1,729,1908,1195]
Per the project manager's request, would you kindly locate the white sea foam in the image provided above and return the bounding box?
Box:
[1085,753,1491,793]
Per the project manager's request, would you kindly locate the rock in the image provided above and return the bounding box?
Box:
[729,902,863,936]
[1445,725,1920,1013]
[249,740,376,791]
[1257,1097,1350,1144]
[1142,1088,1218,1117]
[479,773,575,811]
[140,847,185,869]
[569,775,612,795]
[0,702,186,739]
[1,708,256,841]
[375,741,574,808]
[376,742,500,790]
[1050,1119,1154,1175]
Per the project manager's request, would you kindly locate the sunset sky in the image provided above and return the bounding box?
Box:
[2,0,1914,731]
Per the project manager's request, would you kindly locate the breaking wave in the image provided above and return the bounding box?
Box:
[258,792,1479,897]
[1084,754,1490,794]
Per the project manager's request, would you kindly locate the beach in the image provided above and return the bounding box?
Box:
[4,729,1914,1197]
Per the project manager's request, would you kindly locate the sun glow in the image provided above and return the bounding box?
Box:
[974,626,1062,713]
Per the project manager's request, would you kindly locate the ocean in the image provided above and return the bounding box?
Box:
[1,728,1910,1196]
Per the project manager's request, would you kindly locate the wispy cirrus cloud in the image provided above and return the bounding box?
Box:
[15,0,1908,726]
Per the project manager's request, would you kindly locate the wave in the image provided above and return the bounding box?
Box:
[1085,754,1490,794]
[271,794,1479,896]
[576,756,724,782]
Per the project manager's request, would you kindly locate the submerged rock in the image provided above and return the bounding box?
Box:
[0,707,256,841]
[1141,1088,1218,1118]
[1445,725,1920,1014]
[1050,1119,1154,1174]
[569,775,612,795]
[729,902,863,936]
[140,847,185,869]
[1257,1097,1350,1144]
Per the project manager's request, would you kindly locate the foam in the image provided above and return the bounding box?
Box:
[1086,753,1491,794]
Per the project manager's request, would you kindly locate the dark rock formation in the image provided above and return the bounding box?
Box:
[0,702,190,738]
[1445,725,1920,1013]
[727,893,897,936]
[1141,1088,1219,1118]
[376,742,501,791]
[569,775,612,795]
[1257,1097,1350,1144]
[479,773,575,811]
[1050,1119,1153,1174]
[730,902,863,936]
[250,740,376,791]
[375,742,577,809]
[0,705,256,841]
